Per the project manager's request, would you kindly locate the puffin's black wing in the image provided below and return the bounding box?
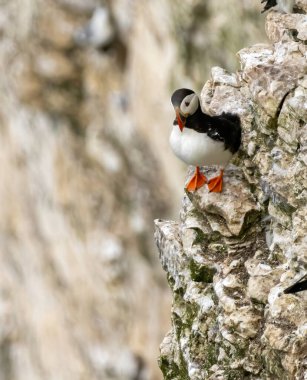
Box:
[284,275,307,294]
[185,110,241,154]
[261,0,277,13]
[206,126,225,143]
[209,113,242,154]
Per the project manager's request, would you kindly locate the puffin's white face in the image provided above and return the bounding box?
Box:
[180,93,199,116]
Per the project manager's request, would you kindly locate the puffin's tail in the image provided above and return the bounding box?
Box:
[220,112,241,153]
[284,275,307,294]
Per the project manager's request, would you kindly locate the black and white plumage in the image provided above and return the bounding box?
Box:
[284,274,307,294]
[170,88,241,192]
[261,0,294,13]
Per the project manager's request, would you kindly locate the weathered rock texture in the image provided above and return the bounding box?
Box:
[155,10,307,380]
[0,0,271,379]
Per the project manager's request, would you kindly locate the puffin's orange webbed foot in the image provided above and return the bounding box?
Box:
[208,169,224,193]
[186,166,207,192]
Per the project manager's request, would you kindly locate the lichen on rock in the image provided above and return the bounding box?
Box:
[155,10,307,380]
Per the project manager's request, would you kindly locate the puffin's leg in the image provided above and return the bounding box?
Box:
[186,166,207,192]
[208,169,224,193]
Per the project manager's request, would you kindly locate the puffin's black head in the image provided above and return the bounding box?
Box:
[171,88,200,131]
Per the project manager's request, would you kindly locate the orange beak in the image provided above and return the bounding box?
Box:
[176,108,185,132]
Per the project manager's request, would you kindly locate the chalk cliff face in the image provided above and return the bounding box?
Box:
[0,1,171,380]
[0,0,275,379]
[155,10,307,380]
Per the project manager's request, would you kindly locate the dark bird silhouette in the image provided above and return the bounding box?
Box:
[284,274,307,294]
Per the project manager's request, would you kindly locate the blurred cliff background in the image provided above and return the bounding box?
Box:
[0,1,267,379]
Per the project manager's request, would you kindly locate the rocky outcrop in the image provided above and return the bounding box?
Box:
[0,0,283,379]
[155,10,307,380]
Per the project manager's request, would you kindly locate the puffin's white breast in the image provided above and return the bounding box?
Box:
[169,125,232,167]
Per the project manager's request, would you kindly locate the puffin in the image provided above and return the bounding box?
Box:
[261,0,294,13]
[284,274,307,294]
[170,88,241,193]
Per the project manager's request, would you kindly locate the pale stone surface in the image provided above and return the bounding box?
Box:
[34,50,77,82]
[0,1,172,380]
[156,10,307,380]
[0,0,283,379]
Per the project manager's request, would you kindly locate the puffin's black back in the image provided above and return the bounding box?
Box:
[186,109,241,154]
[208,113,241,154]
